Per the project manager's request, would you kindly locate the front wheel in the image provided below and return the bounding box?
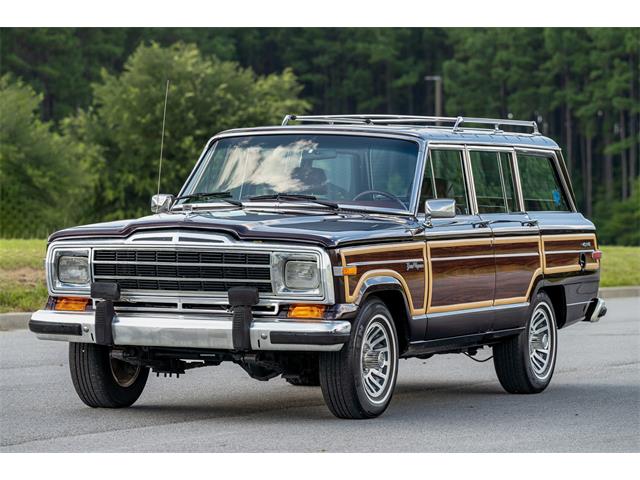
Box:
[69,343,149,408]
[319,299,399,419]
[493,291,558,394]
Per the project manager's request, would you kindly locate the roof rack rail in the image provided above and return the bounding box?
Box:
[281,114,539,135]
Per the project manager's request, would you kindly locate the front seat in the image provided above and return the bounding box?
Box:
[291,159,328,196]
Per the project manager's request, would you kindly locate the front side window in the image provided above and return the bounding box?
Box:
[420,149,470,215]
[181,134,420,212]
[518,153,569,211]
[470,150,518,213]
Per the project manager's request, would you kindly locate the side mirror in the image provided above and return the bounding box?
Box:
[151,194,175,213]
[425,198,456,221]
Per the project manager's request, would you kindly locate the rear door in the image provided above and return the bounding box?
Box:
[467,146,541,331]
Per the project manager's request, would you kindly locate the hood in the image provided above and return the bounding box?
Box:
[48,208,420,248]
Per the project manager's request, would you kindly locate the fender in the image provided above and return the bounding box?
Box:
[531,272,600,328]
[353,275,426,343]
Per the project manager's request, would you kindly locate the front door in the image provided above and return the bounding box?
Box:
[422,146,495,339]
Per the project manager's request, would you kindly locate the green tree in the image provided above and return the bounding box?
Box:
[0,75,99,237]
[443,28,546,118]
[594,179,640,246]
[81,42,309,220]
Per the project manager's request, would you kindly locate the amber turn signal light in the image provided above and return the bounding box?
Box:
[287,304,326,319]
[334,265,357,276]
[54,297,90,312]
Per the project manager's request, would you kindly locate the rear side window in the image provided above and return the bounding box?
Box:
[470,150,518,213]
[518,154,569,211]
[421,149,470,215]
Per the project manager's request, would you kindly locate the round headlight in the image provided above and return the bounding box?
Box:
[284,260,319,290]
[58,255,90,284]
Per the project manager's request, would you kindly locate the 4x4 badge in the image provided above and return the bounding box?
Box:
[582,241,592,248]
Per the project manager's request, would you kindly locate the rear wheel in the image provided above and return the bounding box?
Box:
[69,342,149,408]
[493,291,558,394]
[319,299,399,419]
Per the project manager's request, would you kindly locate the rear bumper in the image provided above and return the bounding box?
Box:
[28,310,351,352]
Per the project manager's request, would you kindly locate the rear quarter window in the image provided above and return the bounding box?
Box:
[518,153,569,211]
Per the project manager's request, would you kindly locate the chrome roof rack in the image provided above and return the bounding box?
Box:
[281,114,539,135]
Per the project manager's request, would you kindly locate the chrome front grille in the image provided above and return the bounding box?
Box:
[92,248,273,294]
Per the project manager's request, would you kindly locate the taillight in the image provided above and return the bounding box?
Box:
[592,250,602,261]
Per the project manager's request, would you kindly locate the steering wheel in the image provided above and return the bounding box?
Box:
[352,190,406,209]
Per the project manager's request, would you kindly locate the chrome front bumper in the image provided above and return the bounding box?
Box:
[29,310,351,352]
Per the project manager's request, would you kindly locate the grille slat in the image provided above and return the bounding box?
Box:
[93,249,272,294]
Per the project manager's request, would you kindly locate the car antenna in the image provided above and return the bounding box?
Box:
[156,79,170,197]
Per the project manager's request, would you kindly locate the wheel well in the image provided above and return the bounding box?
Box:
[365,290,411,354]
[539,285,567,328]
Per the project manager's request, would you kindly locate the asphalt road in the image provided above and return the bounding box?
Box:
[1,297,638,452]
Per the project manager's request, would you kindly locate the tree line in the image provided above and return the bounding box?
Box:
[0,28,638,244]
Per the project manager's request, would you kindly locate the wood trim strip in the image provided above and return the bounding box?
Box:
[428,300,493,314]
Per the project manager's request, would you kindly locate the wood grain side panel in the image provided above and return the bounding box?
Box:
[495,255,540,300]
[430,244,493,259]
[429,257,495,307]
[494,241,539,255]
[494,236,541,303]
[427,238,494,313]
[345,249,423,263]
[545,252,580,269]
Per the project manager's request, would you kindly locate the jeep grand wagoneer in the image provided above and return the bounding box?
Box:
[29,114,606,419]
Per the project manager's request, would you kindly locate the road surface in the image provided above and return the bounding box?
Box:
[1,297,638,452]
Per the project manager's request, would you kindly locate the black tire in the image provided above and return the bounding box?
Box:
[69,342,149,408]
[319,299,399,419]
[493,291,558,394]
[286,368,320,387]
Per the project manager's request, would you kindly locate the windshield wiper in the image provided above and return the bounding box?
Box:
[248,193,379,215]
[248,193,339,209]
[175,191,243,207]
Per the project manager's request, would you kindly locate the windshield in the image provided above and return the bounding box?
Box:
[179,134,420,212]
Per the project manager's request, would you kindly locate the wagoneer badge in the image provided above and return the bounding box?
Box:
[406,261,424,271]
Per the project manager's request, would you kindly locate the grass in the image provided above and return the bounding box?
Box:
[0,239,638,313]
[599,246,640,287]
[0,239,48,313]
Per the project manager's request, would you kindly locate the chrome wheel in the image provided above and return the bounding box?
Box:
[109,357,141,388]
[528,302,556,380]
[360,315,395,404]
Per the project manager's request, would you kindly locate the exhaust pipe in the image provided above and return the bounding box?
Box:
[584,298,607,323]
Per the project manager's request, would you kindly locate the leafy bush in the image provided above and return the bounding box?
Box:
[0,75,99,238]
